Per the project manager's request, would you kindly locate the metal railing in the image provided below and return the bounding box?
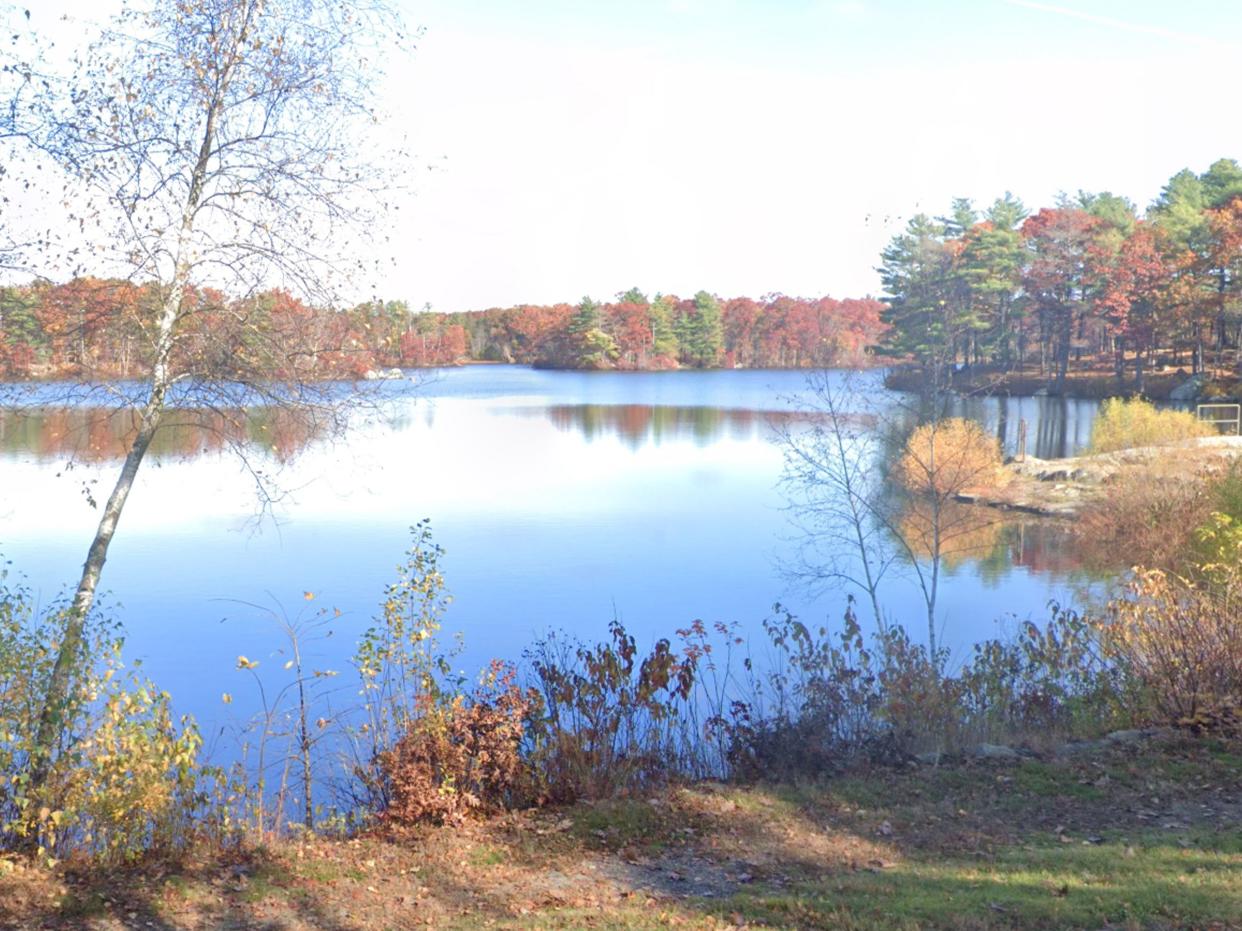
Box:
[1196,403,1242,435]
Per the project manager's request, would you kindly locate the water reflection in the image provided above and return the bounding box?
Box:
[949,395,1098,460]
[0,367,1108,750]
[539,397,1098,458]
[0,389,1102,464]
[0,406,323,463]
[897,499,1009,574]
[971,517,1107,583]
[540,404,808,448]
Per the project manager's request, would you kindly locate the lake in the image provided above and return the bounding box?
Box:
[0,366,1101,741]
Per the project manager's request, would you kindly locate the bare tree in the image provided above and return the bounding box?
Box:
[778,370,897,631]
[782,375,1008,661]
[0,0,408,783]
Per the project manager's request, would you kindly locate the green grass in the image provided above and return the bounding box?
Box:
[56,890,108,920]
[241,864,288,903]
[1007,762,1103,800]
[292,858,345,883]
[826,776,893,810]
[715,837,1242,930]
[573,799,672,849]
[468,844,506,867]
[12,737,1241,931]
[1209,746,1242,768]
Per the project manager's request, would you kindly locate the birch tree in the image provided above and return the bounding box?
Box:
[1,0,407,784]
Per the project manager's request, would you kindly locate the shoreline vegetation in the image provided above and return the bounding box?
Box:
[3,356,1237,407]
[953,434,1242,519]
[4,292,1242,405]
[932,399,1242,519]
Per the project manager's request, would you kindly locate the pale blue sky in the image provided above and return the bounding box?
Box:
[393,0,1242,309]
[17,0,1242,308]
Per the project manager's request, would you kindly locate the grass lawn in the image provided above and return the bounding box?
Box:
[3,733,1239,929]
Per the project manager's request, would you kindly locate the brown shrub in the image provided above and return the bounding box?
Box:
[1073,462,1225,573]
[715,601,1126,771]
[377,662,538,827]
[525,621,701,802]
[1099,568,1242,731]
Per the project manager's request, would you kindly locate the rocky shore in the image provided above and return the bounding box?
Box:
[954,436,1242,518]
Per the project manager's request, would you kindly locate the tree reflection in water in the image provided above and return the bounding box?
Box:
[0,405,324,464]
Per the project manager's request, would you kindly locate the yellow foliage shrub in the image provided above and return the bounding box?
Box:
[0,583,200,863]
[61,682,201,860]
[1089,397,1215,454]
[898,418,1007,496]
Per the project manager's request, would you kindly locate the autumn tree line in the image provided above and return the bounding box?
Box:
[880,158,1242,393]
[10,157,1242,387]
[453,289,885,370]
[0,279,886,379]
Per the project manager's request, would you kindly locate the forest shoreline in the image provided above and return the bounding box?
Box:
[2,358,888,384]
[3,359,1214,402]
[883,364,1190,401]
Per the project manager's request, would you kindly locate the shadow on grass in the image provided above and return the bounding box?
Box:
[4,742,1240,929]
[44,848,366,931]
[710,841,1242,931]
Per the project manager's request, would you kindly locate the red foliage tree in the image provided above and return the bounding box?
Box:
[1021,208,1107,391]
[606,301,653,369]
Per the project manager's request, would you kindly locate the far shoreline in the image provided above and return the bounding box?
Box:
[883,364,1241,403]
[5,359,1236,405]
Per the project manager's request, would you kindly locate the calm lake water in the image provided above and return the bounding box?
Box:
[0,366,1101,739]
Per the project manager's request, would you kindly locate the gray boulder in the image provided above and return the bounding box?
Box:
[1170,374,1208,401]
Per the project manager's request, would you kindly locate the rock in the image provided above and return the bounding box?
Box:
[1055,739,1104,758]
[1170,373,1208,401]
[972,743,1021,760]
[914,751,943,766]
[363,367,404,380]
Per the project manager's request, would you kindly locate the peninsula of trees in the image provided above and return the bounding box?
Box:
[879,158,1242,394]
